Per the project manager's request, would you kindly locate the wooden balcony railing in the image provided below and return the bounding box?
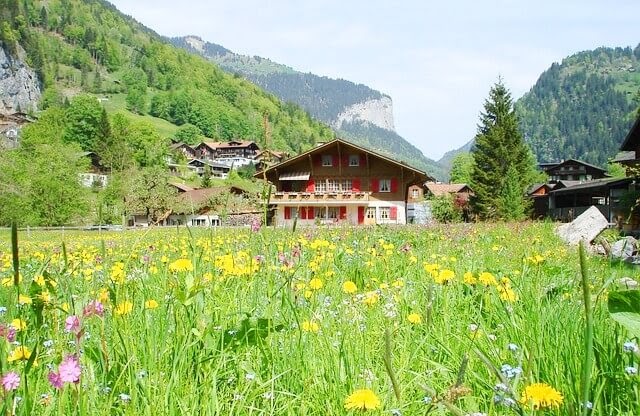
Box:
[271,191,370,202]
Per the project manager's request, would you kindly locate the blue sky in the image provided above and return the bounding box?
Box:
[110,0,639,160]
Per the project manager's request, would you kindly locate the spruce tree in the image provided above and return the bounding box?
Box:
[470,79,537,220]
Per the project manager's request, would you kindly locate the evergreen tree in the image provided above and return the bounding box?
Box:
[470,79,537,220]
[449,153,473,184]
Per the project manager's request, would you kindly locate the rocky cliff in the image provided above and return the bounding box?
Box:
[333,96,395,131]
[0,45,41,115]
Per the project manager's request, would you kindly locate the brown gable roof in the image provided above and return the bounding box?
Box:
[425,183,470,196]
[254,138,432,181]
[200,140,257,150]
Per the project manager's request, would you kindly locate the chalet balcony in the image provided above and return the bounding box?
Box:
[271,191,371,204]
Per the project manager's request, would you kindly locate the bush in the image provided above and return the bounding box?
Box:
[430,194,463,223]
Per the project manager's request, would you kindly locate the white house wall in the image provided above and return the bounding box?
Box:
[274,201,407,227]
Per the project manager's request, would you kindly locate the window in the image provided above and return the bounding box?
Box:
[379,207,390,220]
[316,208,325,219]
[366,207,376,219]
[327,179,339,192]
[291,207,299,219]
[328,207,339,219]
[379,179,391,192]
[342,179,352,192]
[412,188,419,198]
[322,155,333,166]
[315,180,326,192]
[349,154,360,166]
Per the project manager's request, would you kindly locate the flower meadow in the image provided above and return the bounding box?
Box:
[0,223,638,415]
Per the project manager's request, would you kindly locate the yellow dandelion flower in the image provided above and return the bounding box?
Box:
[520,382,563,410]
[423,263,439,277]
[434,269,455,284]
[144,299,159,309]
[10,319,26,331]
[168,258,193,273]
[363,291,379,306]
[18,294,32,305]
[34,274,46,286]
[38,291,51,303]
[61,302,70,313]
[8,346,31,362]
[344,388,381,411]
[114,301,133,316]
[309,278,323,290]
[392,279,404,288]
[479,272,497,286]
[499,288,518,302]
[98,288,110,303]
[379,282,389,290]
[301,320,320,333]
[342,281,358,294]
[407,313,422,324]
[463,272,477,284]
[304,290,313,299]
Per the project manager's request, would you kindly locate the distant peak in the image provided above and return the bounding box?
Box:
[184,35,205,53]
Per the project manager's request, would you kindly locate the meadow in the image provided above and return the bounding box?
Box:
[0,223,638,415]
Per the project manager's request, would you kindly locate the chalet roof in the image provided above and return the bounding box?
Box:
[170,142,194,151]
[254,138,432,181]
[549,177,631,195]
[613,151,636,163]
[620,116,640,151]
[187,159,231,169]
[527,183,552,195]
[542,158,607,174]
[199,140,257,150]
[425,183,470,196]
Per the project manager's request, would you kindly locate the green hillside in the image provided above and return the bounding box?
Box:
[516,46,639,165]
[439,45,640,172]
[0,0,334,154]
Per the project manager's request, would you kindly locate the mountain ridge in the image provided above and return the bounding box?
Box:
[169,35,447,180]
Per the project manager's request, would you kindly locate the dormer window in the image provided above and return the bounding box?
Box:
[322,155,333,166]
[349,154,360,166]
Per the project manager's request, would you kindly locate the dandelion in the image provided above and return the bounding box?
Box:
[169,258,193,272]
[479,272,497,286]
[507,343,518,352]
[363,291,380,306]
[144,299,159,309]
[119,393,131,403]
[309,278,323,290]
[17,295,32,305]
[7,346,31,363]
[435,269,455,284]
[114,301,133,316]
[1,371,20,391]
[10,319,26,331]
[344,388,381,411]
[463,272,477,284]
[301,320,320,333]
[407,313,422,325]
[343,281,358,294]
[520,382,563,410]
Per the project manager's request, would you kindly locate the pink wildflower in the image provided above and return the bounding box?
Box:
[1,371,20,391]
[47,372,63,389]
[65,315,80,334]
[83,300,104,317]
[250,218,261,232]
[58,355,81,384]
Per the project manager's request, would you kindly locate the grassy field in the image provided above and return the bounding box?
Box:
[0,223,638,415]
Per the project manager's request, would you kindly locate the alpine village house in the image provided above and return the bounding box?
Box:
[256,139,431,226]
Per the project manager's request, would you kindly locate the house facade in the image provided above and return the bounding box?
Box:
[256,139,430,226]
[541,159,608,182]
[195,140,260,167]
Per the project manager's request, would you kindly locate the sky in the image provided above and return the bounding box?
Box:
[109,0,640,161]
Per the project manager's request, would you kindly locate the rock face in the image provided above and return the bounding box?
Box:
[0,45,41,115]
[556,206,609,245]
[333,96,395,131]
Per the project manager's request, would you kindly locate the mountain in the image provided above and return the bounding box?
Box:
[440,45,640,171]
[0,0,334,155]
[516,46,639,166]
[170,35,446,180]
